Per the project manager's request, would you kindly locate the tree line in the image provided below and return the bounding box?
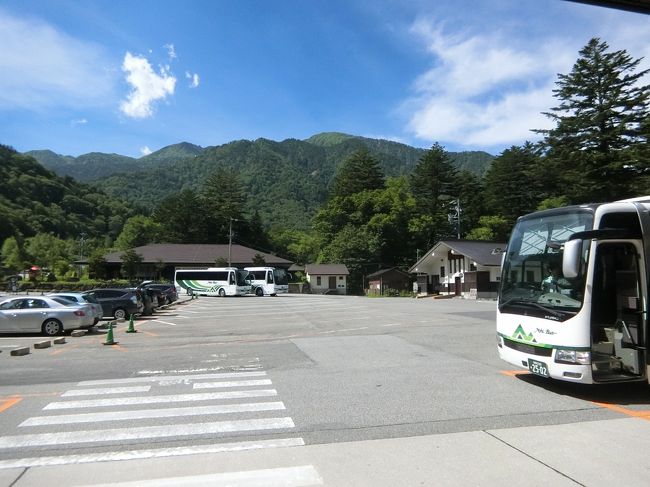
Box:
[2,38,649,291]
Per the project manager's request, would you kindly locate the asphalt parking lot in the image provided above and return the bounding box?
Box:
[1,294,649,486]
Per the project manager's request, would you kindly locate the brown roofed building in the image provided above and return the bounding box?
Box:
[102,244,293,280]
[366,268,412,296]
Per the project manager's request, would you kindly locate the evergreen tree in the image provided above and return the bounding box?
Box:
[200,168,246,243]
[1,236,26,274]
[408,143,457,244]
[153,189,208,243]
[330,149,385,198]
[120,248,143,280]
[536,38,650,202]
[114,216,161,250]
[88,249,109,280]
[483,143,544,224]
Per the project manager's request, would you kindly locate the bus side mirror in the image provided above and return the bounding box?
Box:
[563,239,582,279]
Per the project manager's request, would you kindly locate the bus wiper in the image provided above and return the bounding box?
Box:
[499,298,563,318]
[525,302,563,318]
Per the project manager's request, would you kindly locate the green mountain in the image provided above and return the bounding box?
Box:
[0,145,137,243]
[24,134,494,231]
[26,142,204,182]
[139,142,203,164]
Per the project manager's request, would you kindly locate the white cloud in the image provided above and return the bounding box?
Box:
[71,118,88,126]
[0,9,114,110]
[404,20,579,149]
[140,145,153,156]
[185,71,200,88]
[120,52,176,119]
[164,43,177,60]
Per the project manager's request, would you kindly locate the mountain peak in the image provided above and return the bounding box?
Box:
[305,132,356,147]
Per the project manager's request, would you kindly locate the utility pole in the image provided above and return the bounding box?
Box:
[78,232,87,277]
[227,218,241,267]
[449,200,462,239]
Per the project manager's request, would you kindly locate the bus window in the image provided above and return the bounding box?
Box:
[267,271,274,284]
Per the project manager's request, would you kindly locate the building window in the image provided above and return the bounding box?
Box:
[317,276,321,286]
[440,266,445,278]
[339,276,343,280]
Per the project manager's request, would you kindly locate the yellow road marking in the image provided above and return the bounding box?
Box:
[592,402,650,421]
[0,397,22,413]
[500,370,531,377]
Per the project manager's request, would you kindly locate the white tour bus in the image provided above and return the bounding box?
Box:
[497,196,650,385]
[174,267,250,297]
[244,267,289,296]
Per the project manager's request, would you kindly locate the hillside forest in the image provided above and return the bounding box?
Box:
[1,38,649,293]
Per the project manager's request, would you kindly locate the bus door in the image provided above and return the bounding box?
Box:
[228,271,236,294]
[590,241,646,381]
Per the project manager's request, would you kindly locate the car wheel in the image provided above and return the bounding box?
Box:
[42,319,63,336]
[255,287,264,297]
[218,288,226,297]
[114,308,127,320]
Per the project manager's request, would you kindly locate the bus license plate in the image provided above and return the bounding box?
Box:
[528,359,549,377]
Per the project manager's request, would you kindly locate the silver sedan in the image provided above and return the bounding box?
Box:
[48,292,103,326]
[0,296,95,336]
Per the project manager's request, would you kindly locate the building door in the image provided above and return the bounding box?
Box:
[328,276,337,290]
[454,276,462,296]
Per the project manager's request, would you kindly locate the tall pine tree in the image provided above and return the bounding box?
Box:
[329,149,385,198]
[408,143,457,245]
[536,38,650,203]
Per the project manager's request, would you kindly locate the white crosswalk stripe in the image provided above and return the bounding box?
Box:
[44,389,279,409]
[85,465,323,487]
[0,417,295,448]
[0,364,308,472]
[20,401,286,426]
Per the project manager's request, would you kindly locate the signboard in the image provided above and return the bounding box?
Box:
[468,288,477,300]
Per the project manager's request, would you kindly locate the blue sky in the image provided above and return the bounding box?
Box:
[1,0,649,158]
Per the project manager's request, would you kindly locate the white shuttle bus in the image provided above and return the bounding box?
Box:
[497,196,650,384]
[244,267,289,296]
[174,267,250,297]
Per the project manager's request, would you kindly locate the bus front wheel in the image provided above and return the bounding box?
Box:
[255,287,264,297]
[218,288,226,297]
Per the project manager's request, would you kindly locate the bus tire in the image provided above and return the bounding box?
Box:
[255,287,264,297]
[218,288,226,297]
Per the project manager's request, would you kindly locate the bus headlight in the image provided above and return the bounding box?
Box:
[497,334,503,348]
[555,350,591,365]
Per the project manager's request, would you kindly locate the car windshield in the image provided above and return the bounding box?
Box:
[51,297,77,306]
[82,294,99,304]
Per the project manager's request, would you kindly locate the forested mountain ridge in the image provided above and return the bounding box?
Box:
[97,136,493,230]
[26,134,493,231]
[26,142,204,182]
[0,145,138,244]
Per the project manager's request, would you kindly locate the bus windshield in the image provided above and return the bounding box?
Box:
[273,269,289,286]
[499,210,593,318]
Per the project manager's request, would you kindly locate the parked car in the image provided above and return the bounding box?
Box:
[48,292,103,326]
[140,282,178,305]
[0,295,94,335]
[86,288,144,320]
[127,287,157,316]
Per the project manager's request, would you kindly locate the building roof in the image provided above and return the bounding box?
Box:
[103,244,293,267]
[367,267,410,279]
[409,240,506,273]
[304,264,349,275]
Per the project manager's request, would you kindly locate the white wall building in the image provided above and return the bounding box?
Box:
[409,240,506,299]
[305,264,349,295]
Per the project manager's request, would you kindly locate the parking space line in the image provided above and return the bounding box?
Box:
[500,370,531,377]
[0,397,22,413]
[151,319,178,326]
[592,402,650,421]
